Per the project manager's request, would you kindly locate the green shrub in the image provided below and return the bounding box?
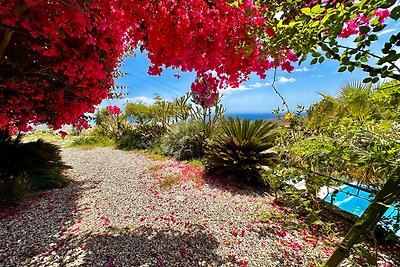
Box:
[71,135,115,147]
[160,121,207,160]
[205,117,279,184]
[0,136,69,202]
[22,140,69,190]
[116,124,166,150]
[94,108,132,140]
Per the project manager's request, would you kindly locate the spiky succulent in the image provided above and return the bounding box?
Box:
[205,117,279,184]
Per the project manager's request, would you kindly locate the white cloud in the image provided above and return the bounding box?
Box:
[222,82,272,94]
[222,84,252,92]
[249,82,271,88]
[121,96,155,105]
[294,67,309,72]
[278,76,296,83]
[377,28,397,37]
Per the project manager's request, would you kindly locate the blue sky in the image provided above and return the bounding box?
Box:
[102,19,399,114]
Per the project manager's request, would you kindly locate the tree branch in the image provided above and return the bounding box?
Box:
[319,41,400,81]
[271,67,291,112]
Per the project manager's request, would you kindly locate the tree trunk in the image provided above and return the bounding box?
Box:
[326,176,400,267]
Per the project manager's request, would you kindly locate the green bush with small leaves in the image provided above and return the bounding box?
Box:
[116,124,166,150]
[160,121,208,160]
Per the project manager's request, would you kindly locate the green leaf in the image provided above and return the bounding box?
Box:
[311,58,318,65]
[368,34,378,41]
[372,24,386,32]
[319,57,325,63]
[325,52,332,59]
[390,6,400,20]
[380,0,396,9]
[363,77,372,83]
[338,66,347,72]
[311,5,324,14]
[359,26,370,34]
[354,35,365,42]
[348,65,355,72]
[301,7,312,16]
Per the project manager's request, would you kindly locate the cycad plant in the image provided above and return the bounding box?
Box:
[205,117,279,184]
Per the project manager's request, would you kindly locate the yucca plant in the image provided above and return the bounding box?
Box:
[205,117,279,184]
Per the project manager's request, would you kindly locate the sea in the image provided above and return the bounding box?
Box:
[224,113,276,121]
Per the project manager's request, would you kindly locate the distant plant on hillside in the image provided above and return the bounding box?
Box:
[205,117,279,184]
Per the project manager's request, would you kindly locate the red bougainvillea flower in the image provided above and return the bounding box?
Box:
[106,105,121,115]
[265,27,276,37]
[58,130,68,139]
[375,9,390,24]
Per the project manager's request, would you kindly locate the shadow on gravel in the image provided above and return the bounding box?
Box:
[0,179,90,265]
[202,172,270,198]
[79,224,231,267]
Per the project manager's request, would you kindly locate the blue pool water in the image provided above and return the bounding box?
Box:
[324,186,400,236]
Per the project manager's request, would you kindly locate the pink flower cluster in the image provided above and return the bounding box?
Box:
[105,105,121,115]
[190,73,220,107]
[339,9,391,38]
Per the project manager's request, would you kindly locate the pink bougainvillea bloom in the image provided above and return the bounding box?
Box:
[265,27,275,37]
[375,9,390,24]
[230,229,238,237]
[58,130,68,139]
[69,227,80,233]
[278,229,289,237]
[238,258,249,267]
[240,229,245,237]
[106,105,121,115]
[338,19,360,38]
[280,61,294,72]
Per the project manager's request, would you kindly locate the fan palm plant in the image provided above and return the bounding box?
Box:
[205,117,279,184]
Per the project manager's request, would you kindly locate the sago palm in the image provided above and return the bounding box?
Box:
[205,117,279,184]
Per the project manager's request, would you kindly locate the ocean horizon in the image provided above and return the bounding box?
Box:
[224,113,276,121]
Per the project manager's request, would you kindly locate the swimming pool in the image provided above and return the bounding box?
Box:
[324,185,400,237]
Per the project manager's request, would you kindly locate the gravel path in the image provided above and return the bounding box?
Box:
[0,147,397,266]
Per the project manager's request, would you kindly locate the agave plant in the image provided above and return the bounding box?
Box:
[205,117,279,184]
